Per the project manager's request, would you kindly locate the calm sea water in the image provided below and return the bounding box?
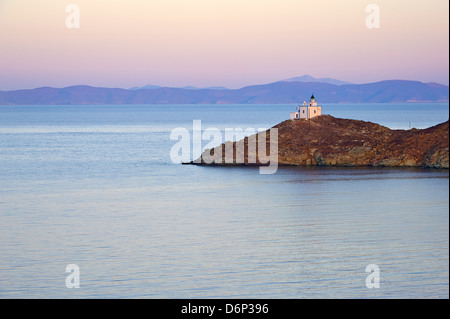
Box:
[0,103,448,298]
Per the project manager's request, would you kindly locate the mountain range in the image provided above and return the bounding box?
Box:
[128,75,352,90]
[0,76,448,104]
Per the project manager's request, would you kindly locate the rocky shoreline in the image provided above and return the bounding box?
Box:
[188,115,449,169]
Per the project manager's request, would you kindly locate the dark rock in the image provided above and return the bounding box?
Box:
[192,115,449,168]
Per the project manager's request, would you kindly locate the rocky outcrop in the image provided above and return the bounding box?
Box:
[191,115,449,168]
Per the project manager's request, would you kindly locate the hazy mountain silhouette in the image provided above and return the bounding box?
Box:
[279,75,353,85]
[0,79,447,104]
[129,84,162,90]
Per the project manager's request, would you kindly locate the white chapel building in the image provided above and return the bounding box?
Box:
[290,94,322,120]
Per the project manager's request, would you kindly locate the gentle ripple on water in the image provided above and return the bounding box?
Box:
[0,104,448,298]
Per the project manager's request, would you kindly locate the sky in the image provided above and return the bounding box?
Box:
[0,0,448,90]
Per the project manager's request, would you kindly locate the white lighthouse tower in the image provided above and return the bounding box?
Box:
[290,94,322,120]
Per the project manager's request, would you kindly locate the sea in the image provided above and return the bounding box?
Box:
[0,103,448,298]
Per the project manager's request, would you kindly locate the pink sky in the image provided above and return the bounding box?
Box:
[0,0,448,90]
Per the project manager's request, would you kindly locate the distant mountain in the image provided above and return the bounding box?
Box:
[205,86,230,90]
[0,80,448,104]
[279,75,353,86]
[129,84,230,91]
[129,84,161,90]
[181,86,230,90]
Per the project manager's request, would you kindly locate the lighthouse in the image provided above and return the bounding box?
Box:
[290,94,322,120]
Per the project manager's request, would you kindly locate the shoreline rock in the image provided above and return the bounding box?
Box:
[188,115,449,169]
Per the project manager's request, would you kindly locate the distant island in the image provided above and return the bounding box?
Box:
[189,115,449,169]
[0,76,448,104]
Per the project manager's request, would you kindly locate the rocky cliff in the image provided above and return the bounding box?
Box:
[192,115,449,168]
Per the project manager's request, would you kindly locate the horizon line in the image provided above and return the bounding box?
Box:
[1,78,449,92]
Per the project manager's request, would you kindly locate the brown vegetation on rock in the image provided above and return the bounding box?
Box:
[193,115,449,168]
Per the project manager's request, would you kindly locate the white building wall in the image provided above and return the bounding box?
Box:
[292,100,322,120]
[298,106,322,119]
[290,112,298,120]
[309,106,321,118]
[299,107,308,119]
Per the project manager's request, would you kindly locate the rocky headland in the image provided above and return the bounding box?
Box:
[190,115,449,168]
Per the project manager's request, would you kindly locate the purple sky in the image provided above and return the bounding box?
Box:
[0,0,448,90]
